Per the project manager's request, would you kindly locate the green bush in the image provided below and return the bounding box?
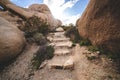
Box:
[24,15,49,36]
[22,16,50,44]
[71,42,76,47]
[45,46,54,59]
[87,56,97,60]
[61,26,71,31]
[33,33,47,45]
[65,27,81,43]
[104,52,120,59]
[79,39,91,46]
[61,23,75,31]
[88,46,100,52]
[31,45,54,70]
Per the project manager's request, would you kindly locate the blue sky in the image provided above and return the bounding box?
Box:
[10,0,89,25]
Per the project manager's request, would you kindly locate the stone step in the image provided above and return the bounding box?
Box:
[55,27,64,32]
[54,48,71,55]
[53,37,70,42]
[48,35,66,39]
[47,37,70,42]
[54,41,72,47]
[49,32,65,36]
[49,40,72,46]
[54,32,65,37]
[54,46,71,50]
[54,35,65,38]
[48,56,74,69]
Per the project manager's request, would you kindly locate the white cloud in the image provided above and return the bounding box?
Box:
[63,14,81,25]
[43,0,80,25]
[10,0,80,25]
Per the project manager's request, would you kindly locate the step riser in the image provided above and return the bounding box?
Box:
[47,27,74,70]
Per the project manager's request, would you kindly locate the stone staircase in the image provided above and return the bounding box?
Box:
[47,27,74,69]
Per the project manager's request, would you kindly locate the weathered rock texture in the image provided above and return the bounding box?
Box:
[0,1,62,29]
[28,4,62,29]
[76,0,120,54]
[0,17,26,63]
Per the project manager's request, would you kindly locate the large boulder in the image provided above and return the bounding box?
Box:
[0,1,62,29]
[28,4,62,29]
[0,17,26,63]
[76,0,120,54]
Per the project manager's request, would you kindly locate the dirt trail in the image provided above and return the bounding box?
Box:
[0,27,76,80]
[31,27,76,80]
[0,27,119,80]
[0,44,40,80]
[73,44,120,80]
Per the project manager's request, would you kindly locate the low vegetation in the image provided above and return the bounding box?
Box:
[87,55,97,60]
[32,33,47,45]
[79,39,91,46]
[63,24,120,60]
[88,46,100,52]
[61,24,74,31]
[18,16,55,69]
[64,24,91,47]
[19,16,50,45]
[24,15,49,36]
[32,45,54,70]
[65,27,81,43]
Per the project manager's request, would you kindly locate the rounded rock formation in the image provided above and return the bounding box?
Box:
[0,17,26,63]
[28,4,62,29]
[76,0,120,54]
[29,4,51,14]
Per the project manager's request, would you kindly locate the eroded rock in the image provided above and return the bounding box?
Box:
[76,0,120,54]
[28,4,62,29]
[0,17,26,63]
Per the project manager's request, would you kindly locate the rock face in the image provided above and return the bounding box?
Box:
[0,1,62,29]
[0,17,26,63]
[76,0,120,54]
[28,4,62,29]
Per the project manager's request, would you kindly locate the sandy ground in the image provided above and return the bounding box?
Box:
[0,27,120,80]
[73,44,120,80]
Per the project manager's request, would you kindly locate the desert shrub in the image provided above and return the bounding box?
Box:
[88,46,120,60]
[79,39,91,46]
[24,15,49,36]
[101,50,120,60]
[61,23,75,31]
[22,16,50,44]
[25,32,47,45]
[88,46,100,52]
[87,55,97,60]
[65,27,81,43]
[32,33,47,45]
[46,46,54,59]
[71,42,76,47]
[61,25,71,31]
[64,26,92,47]
[32,45,54,70]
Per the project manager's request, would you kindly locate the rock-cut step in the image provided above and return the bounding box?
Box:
[48,56,74,69]
[52,37,70,42]
[54,41,73,48]
[49,32,65,36]
[55,27,64,32]
[47,35,69,42]
[54,48,71,56]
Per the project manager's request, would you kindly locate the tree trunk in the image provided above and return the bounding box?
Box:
[0,0,33,19]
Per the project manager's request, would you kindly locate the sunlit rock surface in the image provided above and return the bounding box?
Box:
[0,17,26,63]
[76,0,120,54]
[28,4,62,29]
